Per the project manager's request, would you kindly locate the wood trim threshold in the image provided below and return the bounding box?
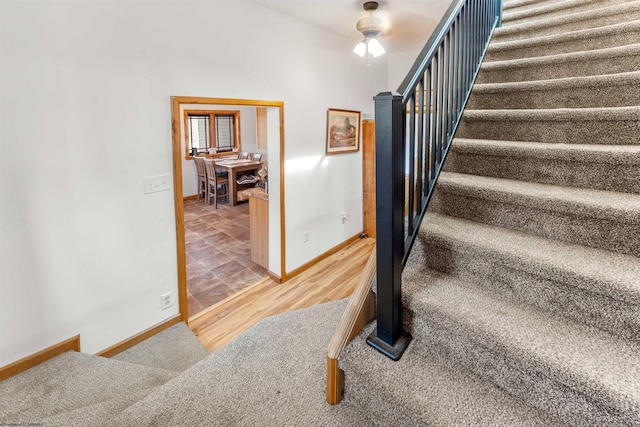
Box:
[188,235,361,327]
[0,335,81,381]
[96,314,181,358]
[188,276,272,325]
[286,233,362,280]
[326,247,377,404]
[183,194,198,201]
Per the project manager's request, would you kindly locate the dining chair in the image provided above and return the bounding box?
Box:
[251,153,262,162]
[204,159,229,209]
[192,156,207,201]
[238,152,249,160]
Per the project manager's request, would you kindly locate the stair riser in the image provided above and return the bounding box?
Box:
[466,81,640,109]
[430,189,640,256]
[493,7,640,42]
[477,52,640,83]
[502,0,629,26]
[485,27,640,61]
[418,240,640,341]
[456,115,640,145]
[443,150,640,194]
[406,313,635,427]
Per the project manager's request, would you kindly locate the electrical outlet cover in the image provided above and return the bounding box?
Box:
[160,292,173,310]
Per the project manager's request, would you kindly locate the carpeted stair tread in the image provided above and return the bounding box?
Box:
[113,322,208,372]
[504,0,588,13]
[502,0,629,25]
[467,71,640,109]
[450,138,640,165]
[436,171,640,223]
[458,105,640,145]
[404,269,640,424]
[0,351,177,424]
[463,106,640,125]
[421,212,640,306]
[339,322,561,426]
[493,1,640,42]
[486,20,640,61]
[477,43,640,83]
[504,0,554,10]
[445,138,640,193]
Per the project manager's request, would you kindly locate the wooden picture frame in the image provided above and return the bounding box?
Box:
[326,108,361,154]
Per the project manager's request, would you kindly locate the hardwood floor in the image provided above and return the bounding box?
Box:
[189,237,376,353]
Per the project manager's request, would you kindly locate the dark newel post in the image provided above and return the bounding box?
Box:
[366,92,412,361]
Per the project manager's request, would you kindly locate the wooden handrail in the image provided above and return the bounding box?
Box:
[326,247,377,404]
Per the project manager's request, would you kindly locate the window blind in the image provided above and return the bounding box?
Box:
[188,115,210,151]
[215,115,234,151]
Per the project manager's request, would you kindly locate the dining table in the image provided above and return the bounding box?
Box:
[214,158,263,206]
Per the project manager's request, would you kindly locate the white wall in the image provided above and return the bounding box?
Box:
[0,0,387,366]
[388,48,424,92]
[386,0,457,91]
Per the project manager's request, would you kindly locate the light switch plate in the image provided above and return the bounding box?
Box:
[143,174,171,194]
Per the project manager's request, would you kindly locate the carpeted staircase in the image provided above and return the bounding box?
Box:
[0,323,210,426]
[1,1,639,426]
[340,0,640,425]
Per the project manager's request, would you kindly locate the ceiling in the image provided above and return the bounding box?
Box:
[251,0,455,54]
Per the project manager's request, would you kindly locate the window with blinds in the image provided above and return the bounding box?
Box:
[188,115,210,152]
[214,115,234,152]
[185,110,240,156]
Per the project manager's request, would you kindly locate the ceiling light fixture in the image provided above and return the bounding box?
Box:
[353,1,386,63]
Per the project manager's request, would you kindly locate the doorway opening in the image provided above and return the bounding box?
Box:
[170,97,286,321]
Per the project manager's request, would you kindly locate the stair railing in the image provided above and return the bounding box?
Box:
[367,0,503,360]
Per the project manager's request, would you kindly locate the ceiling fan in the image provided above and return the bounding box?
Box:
[353,1,386,60]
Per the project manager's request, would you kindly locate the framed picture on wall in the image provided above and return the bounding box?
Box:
[326,108,361,154]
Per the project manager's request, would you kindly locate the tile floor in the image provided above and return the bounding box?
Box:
[184,197,268,316]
